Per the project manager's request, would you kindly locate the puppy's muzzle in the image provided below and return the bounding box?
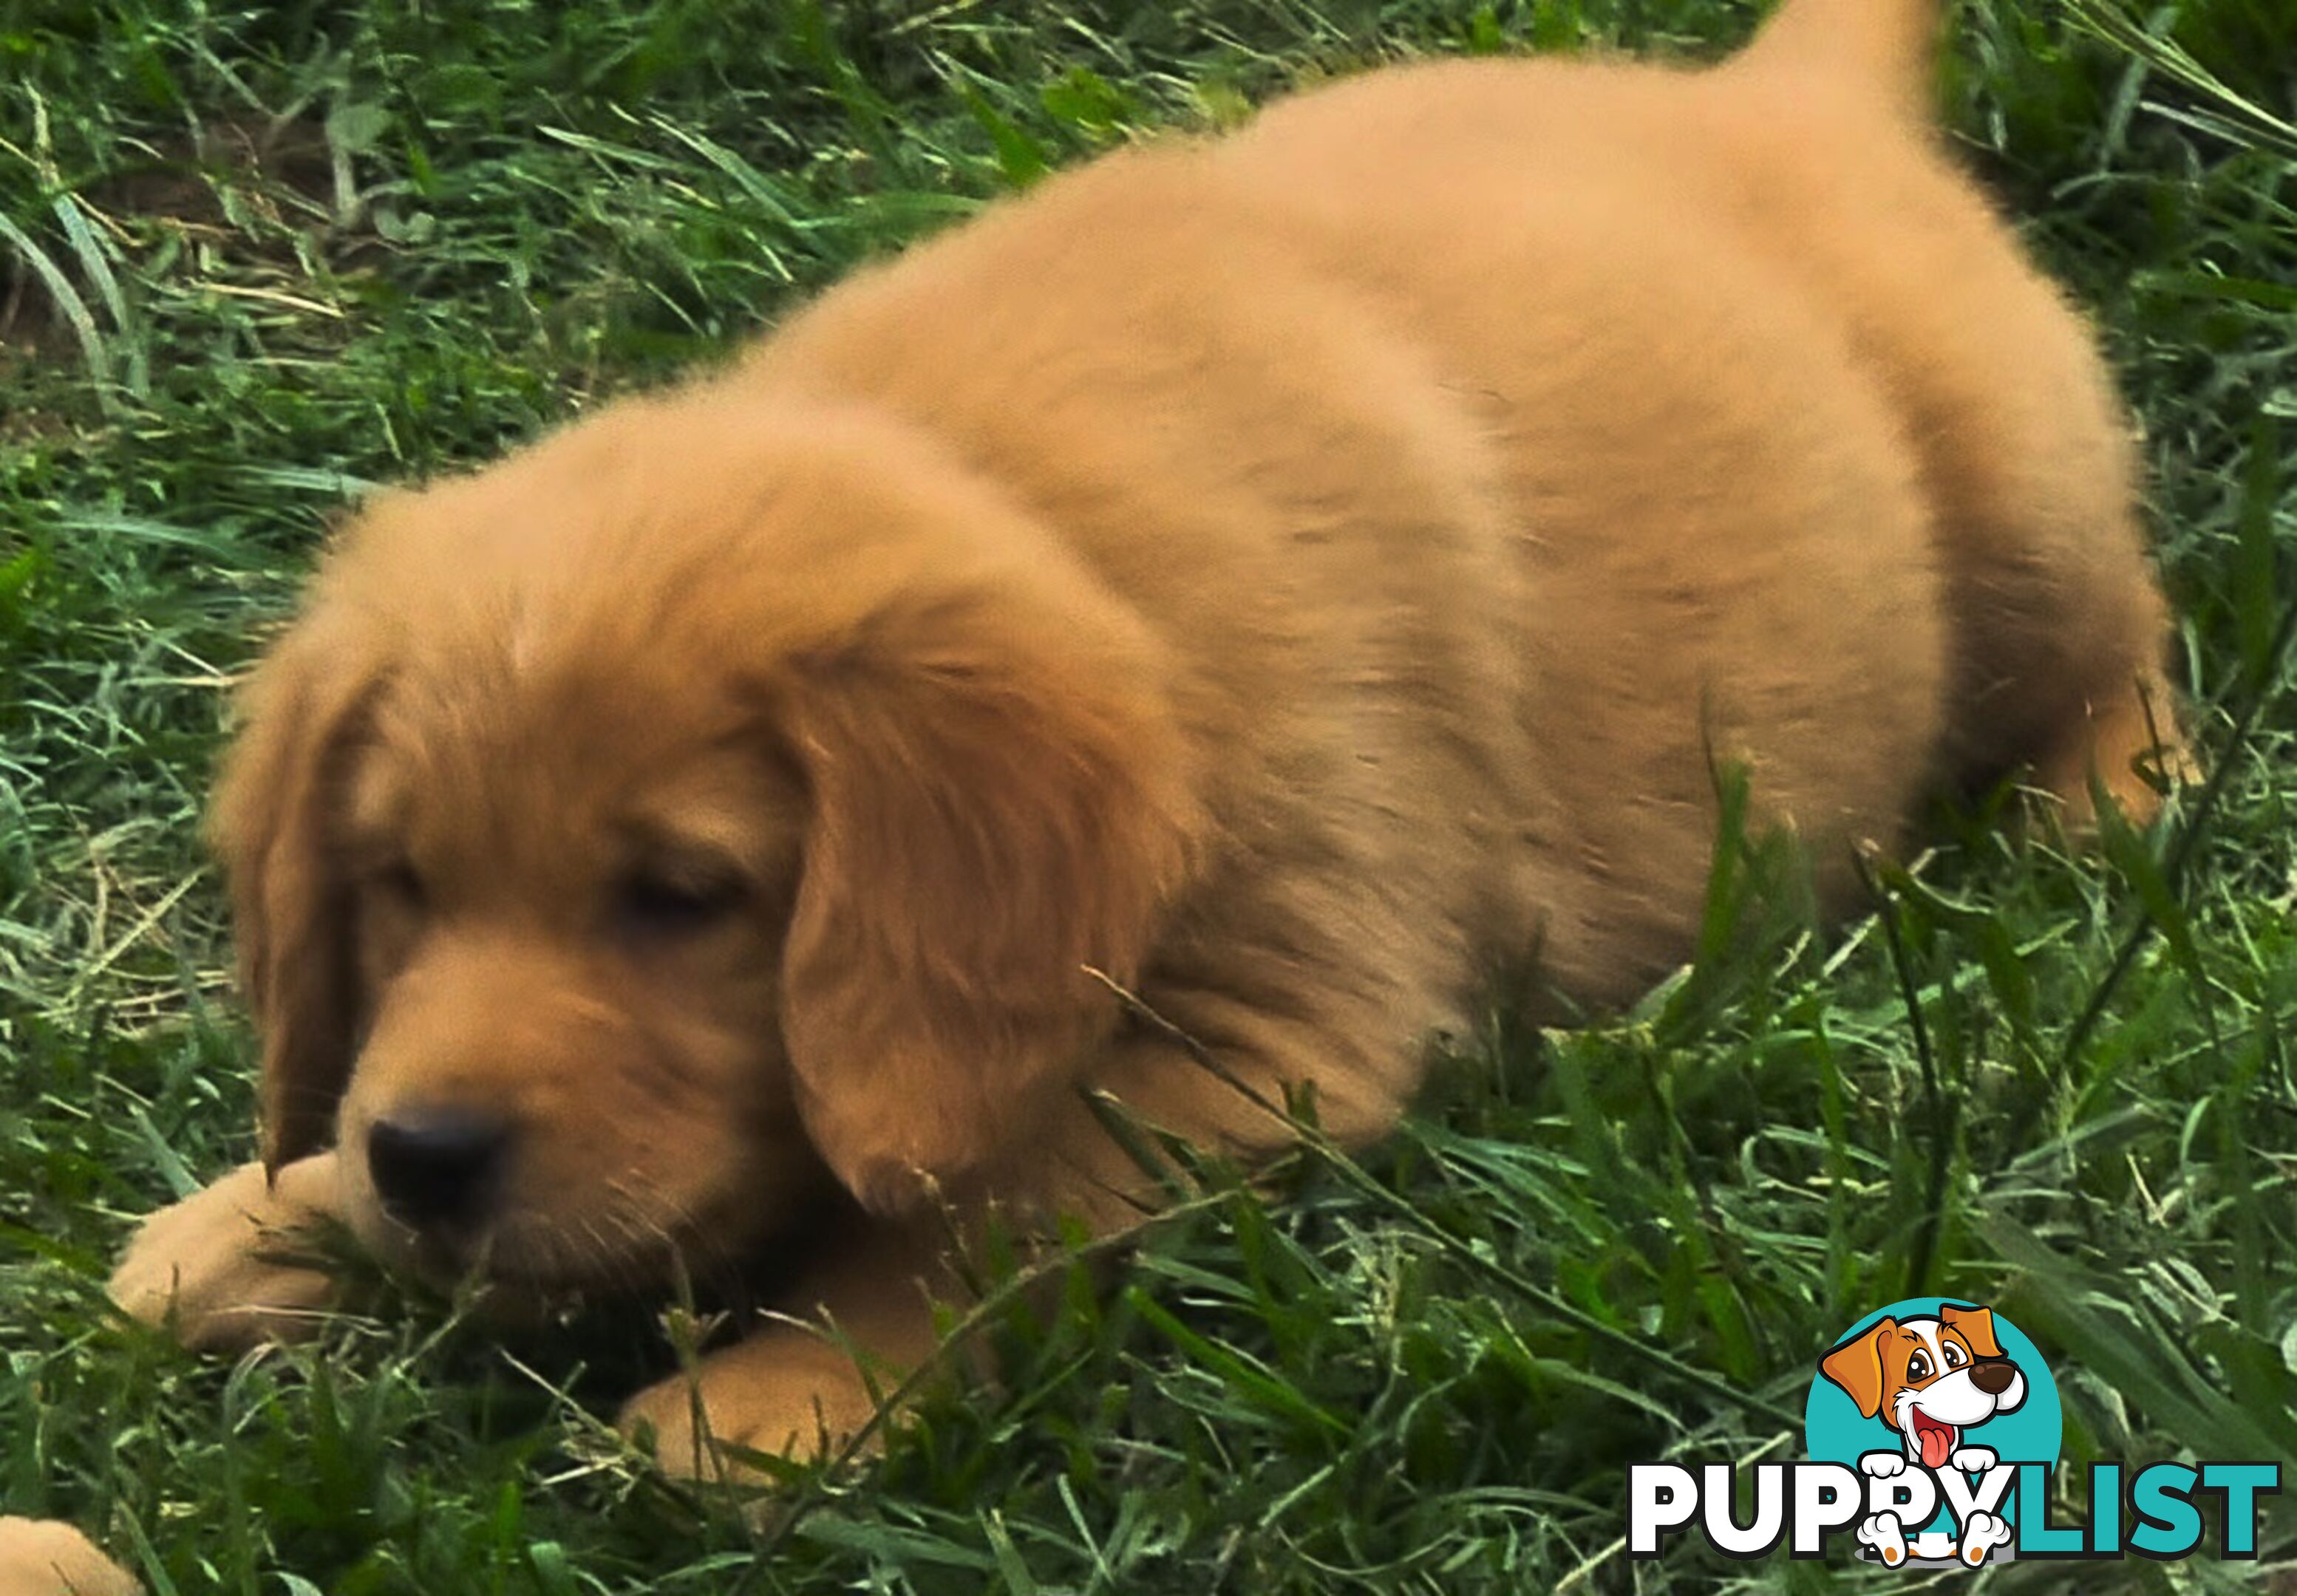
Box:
[1968,1359,2018,1397]
[367,1111,514,1232]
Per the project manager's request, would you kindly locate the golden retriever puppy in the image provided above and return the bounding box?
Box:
[111,0,2182,1486]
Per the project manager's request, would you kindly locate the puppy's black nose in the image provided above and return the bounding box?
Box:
[1970,1359,2018,1394]
[367,1112,511,1232]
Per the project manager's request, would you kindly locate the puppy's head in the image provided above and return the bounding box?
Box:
[216,395,1199,1290]
[1817,1305,2027,1469]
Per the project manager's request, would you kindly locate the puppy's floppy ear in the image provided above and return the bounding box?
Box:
[210,602,382,1172]
[1820,1319,1897,1421]
[1939,1303,2004,1361]
[772,561,1200,1213]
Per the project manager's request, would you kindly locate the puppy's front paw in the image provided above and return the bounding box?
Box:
[108,1156,344,1352]
[1949,1444,1997,1474]
[620,1331,891,1481]
[1858,1450,1905,1479]
[0,1518,138,1596]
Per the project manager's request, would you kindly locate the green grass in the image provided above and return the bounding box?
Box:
[4,0,2295,1589]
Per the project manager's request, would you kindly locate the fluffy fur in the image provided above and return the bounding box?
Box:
[0,1520,140,1596]
[108,0,2185,1486]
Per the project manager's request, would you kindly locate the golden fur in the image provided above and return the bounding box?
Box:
[0,1520,139,1596]
[107,0,2184,1487]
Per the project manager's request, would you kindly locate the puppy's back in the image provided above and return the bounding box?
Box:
[741,0,2158,1003]
[1223,7,2160,789]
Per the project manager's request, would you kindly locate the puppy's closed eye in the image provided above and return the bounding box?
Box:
[348,848,429,979]
[367,858,428,915]
[609,862,749,945]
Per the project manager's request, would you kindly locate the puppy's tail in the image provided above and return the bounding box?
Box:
[1736,0,1941,115]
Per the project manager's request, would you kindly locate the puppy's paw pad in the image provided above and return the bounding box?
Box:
[0,1518,138,1596]
[1958,1510,2012,1566]
[1856,1512,1907,1567]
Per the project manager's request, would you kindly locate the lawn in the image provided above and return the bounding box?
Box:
[3,0,2294,1590]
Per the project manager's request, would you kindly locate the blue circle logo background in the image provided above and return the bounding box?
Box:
[1805,1296,2062,1521]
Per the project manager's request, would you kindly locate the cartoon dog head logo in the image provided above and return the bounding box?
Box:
[1819,1304,2029,1472]
[1637,1298,2272,1568]
[1804,1297,2062,1569]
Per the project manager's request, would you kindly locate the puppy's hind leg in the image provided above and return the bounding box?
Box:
[1752,97,2197,830]
[1918,337,2194,831]
[1907,304,2191,829]
[2027,659,2194,831]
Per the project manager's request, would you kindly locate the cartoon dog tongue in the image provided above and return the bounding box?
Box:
[1910,1413,1956,1470]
